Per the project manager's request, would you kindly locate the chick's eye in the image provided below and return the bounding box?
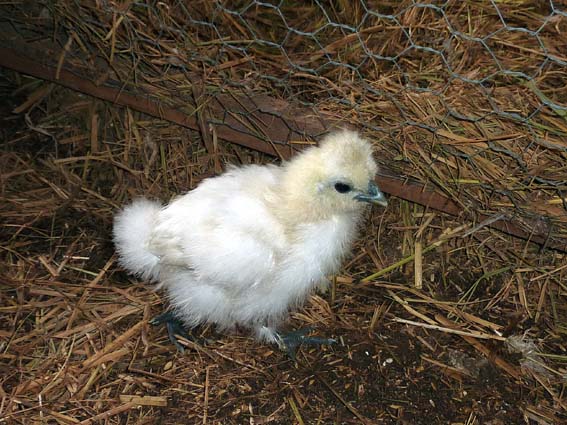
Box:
[334,182,352,193]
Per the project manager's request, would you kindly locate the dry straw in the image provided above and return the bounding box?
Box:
[1,1,566,423]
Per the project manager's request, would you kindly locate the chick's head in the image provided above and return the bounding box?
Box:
[280,130,387,221]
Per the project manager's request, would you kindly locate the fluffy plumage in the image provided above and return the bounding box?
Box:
[113,130,387,345]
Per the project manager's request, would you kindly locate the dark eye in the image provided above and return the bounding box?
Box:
[334,182,352,193]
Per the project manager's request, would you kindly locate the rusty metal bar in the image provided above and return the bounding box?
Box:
[0,46,564,252]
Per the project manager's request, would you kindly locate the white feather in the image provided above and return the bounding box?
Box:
[113,198,162,282]
[113,130,382,343]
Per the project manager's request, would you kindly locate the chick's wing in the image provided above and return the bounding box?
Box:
[148,181,287,289]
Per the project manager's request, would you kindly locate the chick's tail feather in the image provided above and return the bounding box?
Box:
[113,198,162,282]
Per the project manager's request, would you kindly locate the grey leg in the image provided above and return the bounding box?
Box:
[150,311,197,353]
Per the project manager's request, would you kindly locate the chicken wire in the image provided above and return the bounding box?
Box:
[190,0,567,121]
[2,0,567,244]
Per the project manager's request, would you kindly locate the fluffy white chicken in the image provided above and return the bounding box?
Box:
[113,130,387,353]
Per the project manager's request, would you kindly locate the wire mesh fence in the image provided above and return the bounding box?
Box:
[188,0,567,121]
[2,0,567,247]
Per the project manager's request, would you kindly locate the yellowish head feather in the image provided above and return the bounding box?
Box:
[277,130,379,224]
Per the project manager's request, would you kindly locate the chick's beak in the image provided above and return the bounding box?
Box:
[354,181,388,207]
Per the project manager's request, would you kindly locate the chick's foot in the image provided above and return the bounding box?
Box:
[150,311,201,353]
[275,327,336,360]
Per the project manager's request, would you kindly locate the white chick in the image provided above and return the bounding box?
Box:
[113,130,387,352]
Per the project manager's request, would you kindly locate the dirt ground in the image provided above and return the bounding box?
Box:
[1,73,566,424]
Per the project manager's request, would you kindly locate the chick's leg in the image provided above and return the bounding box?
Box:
[257,325,336,359]
[150,311,200,353]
